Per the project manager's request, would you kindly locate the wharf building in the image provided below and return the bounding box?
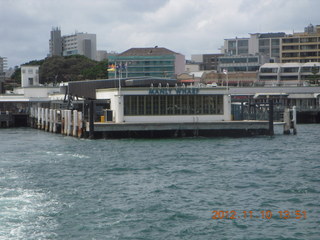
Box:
[49,27,97,61]
[108,47,185,79]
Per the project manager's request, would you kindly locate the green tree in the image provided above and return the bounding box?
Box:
[308,64,320,85]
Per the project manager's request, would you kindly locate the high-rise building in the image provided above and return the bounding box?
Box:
[49,27,62,57]
[49,27,97,61]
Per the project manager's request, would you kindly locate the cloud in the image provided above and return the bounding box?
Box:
[0,0,320,67]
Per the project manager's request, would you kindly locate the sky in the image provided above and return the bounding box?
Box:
[1,0,320,68]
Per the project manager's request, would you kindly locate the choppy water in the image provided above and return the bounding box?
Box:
[0,125,319,239]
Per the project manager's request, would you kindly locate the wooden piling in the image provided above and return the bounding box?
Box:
[61,110,65,134]
[283,108,291,134]
[41,108,45,130]
[37,107,41,129]
[53,109,57,133]
[67,110,72,136]
[292,106,297,135]
[45,108,49,131]
[49,109,53,132]
[78,111,83,138]
[89,100,95,139]
[268,99,274,136]
[73,110,78,137]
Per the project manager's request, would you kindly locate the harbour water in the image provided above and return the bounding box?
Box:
[0,125,319,239]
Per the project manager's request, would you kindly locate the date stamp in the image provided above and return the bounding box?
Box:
[211,210,307,220]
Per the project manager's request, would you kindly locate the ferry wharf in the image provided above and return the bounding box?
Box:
[2,77,298,138]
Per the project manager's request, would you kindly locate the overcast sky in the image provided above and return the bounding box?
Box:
[1,0,320,68]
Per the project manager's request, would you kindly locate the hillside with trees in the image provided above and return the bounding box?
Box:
[11,55,108,86]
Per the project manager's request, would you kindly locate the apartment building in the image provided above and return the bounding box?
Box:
[281,24,320,63]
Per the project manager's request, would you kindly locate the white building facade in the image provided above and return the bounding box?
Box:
[96,87,231,124]
[21,66,40,87]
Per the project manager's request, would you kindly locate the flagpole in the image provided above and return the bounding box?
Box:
[118,62,121,96]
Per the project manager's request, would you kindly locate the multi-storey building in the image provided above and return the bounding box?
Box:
[220,32,285,74]
[108,47,185,78]
[49,27,63,57]
[49,27,97,61]
[223,37,250,56]
[218,54,269,73]
[223,32,285,62]
[281,24,320,63]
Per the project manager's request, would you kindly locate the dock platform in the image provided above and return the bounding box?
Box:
[91,121,273,138]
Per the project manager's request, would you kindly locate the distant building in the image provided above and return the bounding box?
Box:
[223,32,285,63]
[96,50,108,61]
[108,47,185,78]
[0,56,7,81]
[21,65,40,87]
[185,61,200,72]
[49,27,97,61]
[49,27,63,57]
[281,24,320,63]
[218,54,269,73]
[223,37,250,56]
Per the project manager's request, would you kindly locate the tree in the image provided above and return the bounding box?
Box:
[308,64,320,85]
[10,56,109,86]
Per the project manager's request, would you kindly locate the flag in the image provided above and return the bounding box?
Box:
[223,69,228,75]
[107,64,115,71]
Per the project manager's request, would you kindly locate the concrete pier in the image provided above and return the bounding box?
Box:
[91,121,273,138]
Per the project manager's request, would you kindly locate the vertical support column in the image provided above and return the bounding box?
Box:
[41,108,45,130]
[29,107,34,127]
[268,99,274,136]
[61,110,65,134]
[292,106,297,135]
[89,100,95,139]
[53,109,57,133]
[73,110,78,137]
[283,108,291,134]
[78,111,83,138]
[37,107,41,129]
[64,110,68,135]
[6,111,10,127]
[67,110,72,136]
[44,108,49,131]
[49,109,53,132]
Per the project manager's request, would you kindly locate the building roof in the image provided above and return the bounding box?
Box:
[118,47,178,56]
[258,32,285,38]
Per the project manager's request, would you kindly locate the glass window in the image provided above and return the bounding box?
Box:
[123,94,224,116]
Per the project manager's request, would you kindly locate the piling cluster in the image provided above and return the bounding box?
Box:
[29,107,84,138]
